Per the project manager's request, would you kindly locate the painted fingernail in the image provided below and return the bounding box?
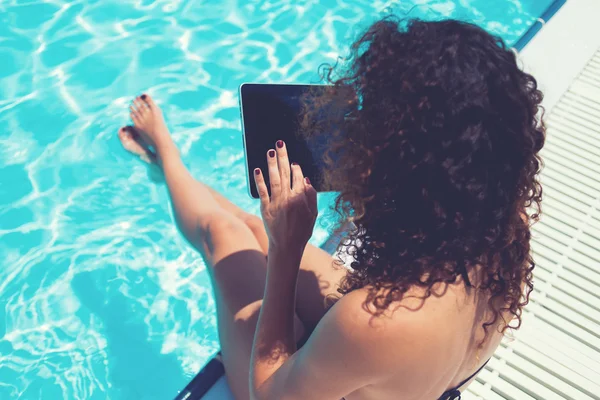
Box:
[291,162,298,166]
[276,140,283,148]
[141,94,147,100]
[305,177,311,184]
[268,150,276,158]
[254,168,260,175]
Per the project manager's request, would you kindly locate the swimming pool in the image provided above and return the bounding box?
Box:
[0,0,561,399]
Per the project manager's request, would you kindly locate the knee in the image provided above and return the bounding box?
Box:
[239,213,264,235]
[203,211,249,237]
[175,211,242,245]
[195,212,253,257]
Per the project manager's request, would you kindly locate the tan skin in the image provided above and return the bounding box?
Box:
[121,94,509,400]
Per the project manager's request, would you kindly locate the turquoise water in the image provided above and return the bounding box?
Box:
[0,0,555,399]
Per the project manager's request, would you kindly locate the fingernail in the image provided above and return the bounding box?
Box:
[141,94,147,100]
[305,177,311,185]
[291,162,298,166]
[276,140,283,148]
[254,168,260,175]
[268,150,276,158]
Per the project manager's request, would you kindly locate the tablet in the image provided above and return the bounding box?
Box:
[239,83,328,199]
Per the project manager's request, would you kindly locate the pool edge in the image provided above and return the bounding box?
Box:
[513,0,567,51]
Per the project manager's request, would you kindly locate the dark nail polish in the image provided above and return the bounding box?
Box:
[254,168,260,175]
[305,177,311,184]
[268,150,276,158]
[291,162,298,166]
[276,140,283,148]
[141,94,147,100]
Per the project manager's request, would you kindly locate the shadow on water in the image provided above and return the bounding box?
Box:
[72,271,185,400]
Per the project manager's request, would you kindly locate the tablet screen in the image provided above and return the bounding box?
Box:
[240,83,328,198]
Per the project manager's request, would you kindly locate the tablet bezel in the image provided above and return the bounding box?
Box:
[239,82,328,199]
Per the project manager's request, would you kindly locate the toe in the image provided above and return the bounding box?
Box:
[129,105,140,121]
[118,126,135,148]
[122,125,136,138]
[134,97,147,114]
[118,126,155,163]
[124,125,140,140]
[118,126,130,141]
[141,93,157,108]
[124,125,152,152]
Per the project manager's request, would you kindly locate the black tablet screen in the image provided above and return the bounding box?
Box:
[240,83,328,199]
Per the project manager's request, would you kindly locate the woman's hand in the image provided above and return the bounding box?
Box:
[254,140,318,254]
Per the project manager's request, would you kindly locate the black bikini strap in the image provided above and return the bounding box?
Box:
[438,359,491,400]
[455,358,490,389]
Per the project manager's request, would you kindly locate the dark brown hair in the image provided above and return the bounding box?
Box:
[301,18,544,337]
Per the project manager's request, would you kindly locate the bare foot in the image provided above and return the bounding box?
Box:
[118,125,164,182]
[128,94,174,154]
[117,125,156,164]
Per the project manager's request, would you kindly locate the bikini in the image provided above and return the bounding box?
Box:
[437,358,489,400]
[435,269,491,399]
[344,269,489,399]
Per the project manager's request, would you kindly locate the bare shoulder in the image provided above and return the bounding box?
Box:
[334,282,466,329]
[283,282,475,398]
[321,285,461,372]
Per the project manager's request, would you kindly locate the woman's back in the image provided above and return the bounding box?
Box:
[297,17,544,400]
[341,267,507,400]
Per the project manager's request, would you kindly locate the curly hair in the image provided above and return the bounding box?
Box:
[301,18,545,339]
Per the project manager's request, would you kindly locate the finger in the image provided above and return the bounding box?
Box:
[304,177,318,217]
[266,149,281,199]
[253,168,269,206]
[291,162,305,193]
[275,140,291,194]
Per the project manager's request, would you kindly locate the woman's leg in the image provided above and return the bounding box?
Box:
[160,159,284,400]
[199,186,348,331]
[119,127,347,331]
[120,95,346,398]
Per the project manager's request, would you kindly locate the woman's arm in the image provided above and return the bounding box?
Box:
[250,289,415,400]
[248,139,318,397]
[251,246,304,392]
[247,141,417,399]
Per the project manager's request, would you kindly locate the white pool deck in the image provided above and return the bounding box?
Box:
[462,1,600,399]
[198,1,600,399]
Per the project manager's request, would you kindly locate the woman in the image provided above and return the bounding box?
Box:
[119,17,544,400]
